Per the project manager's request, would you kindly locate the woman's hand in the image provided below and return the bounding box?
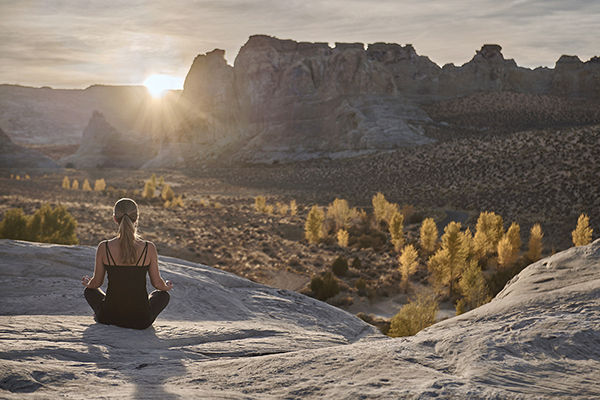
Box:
[81,275,91,287]
[165,280,173,291]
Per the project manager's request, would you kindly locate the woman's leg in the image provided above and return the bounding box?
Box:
[84,287,105,312]
[148,290,170,322]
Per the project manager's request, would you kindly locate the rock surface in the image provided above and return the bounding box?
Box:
[59,111,156,168]
[1,238,600,398]
[0,126,61,170]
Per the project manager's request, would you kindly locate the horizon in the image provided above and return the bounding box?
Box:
[1,0,599,89]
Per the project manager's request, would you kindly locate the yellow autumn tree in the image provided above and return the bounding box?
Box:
[94,178,106,191]
[62,176,70,189]
[372,192,388,224]
[289,200,298,216]
[82,179,92,191]
[473,211,504,260]
[420,218,438,256]
[71,180,79,190]
[326,198,352,232]
[143,180,155,199]
[399,244,419,292]
[572,213,593,247]
[428,221,468,296]
[305,205,324,244]
[337,229,349,247]
[498,222,521,269]
[389,212,405,252]
[527,224,544,262]
[456,259,491,315]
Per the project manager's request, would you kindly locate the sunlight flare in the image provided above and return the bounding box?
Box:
[143,74,184,98]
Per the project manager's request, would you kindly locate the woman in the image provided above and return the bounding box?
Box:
[81,198,173,329]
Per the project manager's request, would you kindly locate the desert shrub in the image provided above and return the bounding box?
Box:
[326,198,352,232]
[355,277,367,290]
[28,204,78,245]
[82,179,92,191]
[331,255,349,276]
[94,178,106,191]
[310,271,340,301]
[289,200,298,216]
[352,257,362,270]
[171,196,184,207]
[572,213,593,247]
[372,193,388,223]
[143,180,156,199]
[71,180,79,190]
[474,211,504,260]
[527,223,543,262]
[0,208,31,240]
[388,293,438,337]
[161,184,175,201]
[254,196,267,213]
[389,212,405,252]
[276,202,288,216]
[456,259,491,315]
[420,217,438,256]
[305,205,324,243]
[62,176,70,189]
[337,229,349,247]
[399,244,419,292]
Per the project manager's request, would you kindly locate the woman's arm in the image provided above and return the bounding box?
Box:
[147,242,173,291]
[81,242,106,289]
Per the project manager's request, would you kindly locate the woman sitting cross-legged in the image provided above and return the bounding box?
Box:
[81,198,173,329]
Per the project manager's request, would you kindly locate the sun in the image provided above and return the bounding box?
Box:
[143,74,184,98]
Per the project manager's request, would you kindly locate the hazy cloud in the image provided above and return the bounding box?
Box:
[1,0,598,88]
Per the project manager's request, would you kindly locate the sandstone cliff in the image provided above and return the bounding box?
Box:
[1,239,599,398]
[150,36,600,166]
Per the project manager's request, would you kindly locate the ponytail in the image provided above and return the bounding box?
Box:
[113,198,140,265]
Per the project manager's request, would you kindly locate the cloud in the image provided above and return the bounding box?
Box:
[0,0,598,88]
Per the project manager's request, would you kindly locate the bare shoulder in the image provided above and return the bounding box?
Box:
[146,241,158,255]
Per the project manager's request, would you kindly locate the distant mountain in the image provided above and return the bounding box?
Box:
[0,125,61,169]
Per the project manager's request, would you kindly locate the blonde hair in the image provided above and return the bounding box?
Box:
[113,198,140,265]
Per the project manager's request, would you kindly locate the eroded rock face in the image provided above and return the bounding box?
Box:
[1,239,600,398]
[59,111,156,168]
[155,36,599,165]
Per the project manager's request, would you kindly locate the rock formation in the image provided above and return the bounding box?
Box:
[1,238,600,398]
[0,125,61,169]
[59,111,156,168]
[151,36,600,165]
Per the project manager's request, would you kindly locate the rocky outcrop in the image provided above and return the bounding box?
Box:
[0,125,61,169]
[2,238,600,398]
[150,36,600,165]
[59,111,156,168]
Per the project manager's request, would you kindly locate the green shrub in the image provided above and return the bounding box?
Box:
[351,257,362,270]
[311,271,340,301]
[0,204,78,245]
[28,204,78,245]
[0,208,30,240]
[331,255,348,276]
[355,277,367,290]
[388,293,438,337]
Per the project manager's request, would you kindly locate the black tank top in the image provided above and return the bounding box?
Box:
[96,240,153,329]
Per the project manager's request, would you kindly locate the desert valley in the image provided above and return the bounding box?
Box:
[1,35,600,398]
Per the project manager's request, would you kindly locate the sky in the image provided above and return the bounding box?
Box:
[1,0,599,89]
